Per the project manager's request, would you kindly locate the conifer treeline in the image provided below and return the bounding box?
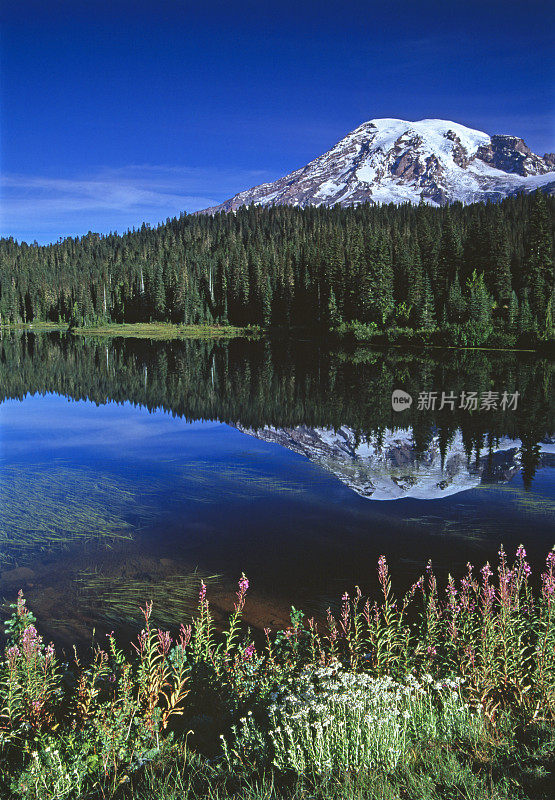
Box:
[1,192,553,344]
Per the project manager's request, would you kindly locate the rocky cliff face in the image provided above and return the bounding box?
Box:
[236,424,555,500]
[476,135,553,176]
[201,118,555,213]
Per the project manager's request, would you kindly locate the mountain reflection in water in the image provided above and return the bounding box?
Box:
[236,425,555,500]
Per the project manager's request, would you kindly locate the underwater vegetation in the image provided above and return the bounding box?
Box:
[73,568,220,628]
[0,464,138,568]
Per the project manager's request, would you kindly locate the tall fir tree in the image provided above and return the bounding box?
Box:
[526,190,554,327]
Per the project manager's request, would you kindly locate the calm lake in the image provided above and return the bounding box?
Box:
[1,331,554,649]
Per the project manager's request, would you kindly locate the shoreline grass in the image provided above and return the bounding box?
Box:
[0,321,261,340]
[1,320,551,351]
[1,546,554,798]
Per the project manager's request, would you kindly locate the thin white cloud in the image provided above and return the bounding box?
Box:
[0,164,274,243]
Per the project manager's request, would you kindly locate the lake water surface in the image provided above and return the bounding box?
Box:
[1,332,554,649]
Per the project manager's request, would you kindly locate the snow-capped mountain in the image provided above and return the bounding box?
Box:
[201,118,555,212]
[236,425,555,500]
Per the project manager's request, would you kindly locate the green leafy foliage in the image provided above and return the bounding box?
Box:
[0,549,554,798]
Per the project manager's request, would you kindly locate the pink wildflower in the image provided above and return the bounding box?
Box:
[515,545,532,579]
[140,602,153,625]
[481,563,495,610]
[44,643,55,667]
[132,628,148,655]
[238,574,249,595]
[409,576,424,597]
[481,563,492,580]
[340,592,350,635]
[541,549,555,601]
[17,590,26,617]
[178,623,192,651]
[6,645,20,669]
[21,625,41,659]
[326,608,338,642]
[157,630,172,656]
[377,555,388,586]
[542,575,555,599]
[243,643,256,661]
[234,573,249,611]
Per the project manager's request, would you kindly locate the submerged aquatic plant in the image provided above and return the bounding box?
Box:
[0,464,140,568]
[73,568,220,628]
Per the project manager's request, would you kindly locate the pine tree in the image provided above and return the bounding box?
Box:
[526,191,553,327]
[153,265,166,318]
[543,292,554,341]
[407,240,424,312]
[489,211,512,304]
[447,271,466,323]
[467,271,493,344]
[363,230,394,325]
[518,292,535,334]
[419,274,436,330]
[327,288,342,328]
[262,275,272,327]
[437,210,462,304]
[215,260,228,322]
[508,290,519,328]
[417,209,439,285]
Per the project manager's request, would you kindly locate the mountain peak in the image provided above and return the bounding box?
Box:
[200,118,555,213]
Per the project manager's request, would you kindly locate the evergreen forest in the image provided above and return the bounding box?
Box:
[1,192,553,347]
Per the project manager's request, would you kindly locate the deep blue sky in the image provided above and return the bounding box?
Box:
[1,0,553,243]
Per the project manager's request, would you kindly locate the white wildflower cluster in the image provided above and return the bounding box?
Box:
[264,665,475,775]
[20,746,82,799]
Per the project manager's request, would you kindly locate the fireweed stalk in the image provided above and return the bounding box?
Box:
[223,573,249,660]
[0,592,60,736]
